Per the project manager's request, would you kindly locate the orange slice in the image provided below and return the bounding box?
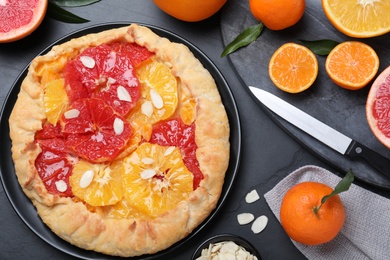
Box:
[44,78,69,125]
[70,159,124,206]
[322,0,390,38]
[122,143,193,218]
[269,43,318,93]
[325,41,379,90]
[0,0,48,43]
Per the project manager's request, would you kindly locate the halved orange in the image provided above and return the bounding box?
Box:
[44,78,69,125]
[269,43,318,93]
[0,0,48,43]
[122,143,193,218]
[325,41,379,90]
[322,0,390,38]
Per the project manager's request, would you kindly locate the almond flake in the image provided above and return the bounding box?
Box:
[237,213,255,225]
[64,109,80,119]
[141,101,153,117]
[55,180,67,192]
[164,146,175,156]
[107,77,116,85]
[150,89,164,109]
[113,118,124,135]
[245,189,260,203]
[141,158,155,165]
[117,86,132,102]
[80,170,94,188]
[251,215,268,234]
[140,169,156,179]
[80,55,95,69]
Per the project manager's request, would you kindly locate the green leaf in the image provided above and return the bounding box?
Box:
[299,39,340,56]
[47,2,90,23]
[221,23,264,58]
[49,0,101,8]
[321,169,354,205]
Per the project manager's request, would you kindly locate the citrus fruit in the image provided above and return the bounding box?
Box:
[70,159,124,206]
[366,66,390,149]
[322,0,390,38]
[62,98,132,163]
[269,43,318,93]
[44,78,69,125]
[280,182,345,245]
[152,0,227,22]
[0,0,48,43]
[249,0,305,30]
[325,41,379,90]
[122,143,193,218]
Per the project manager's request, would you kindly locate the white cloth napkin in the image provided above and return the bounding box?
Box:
[264,165,390,260]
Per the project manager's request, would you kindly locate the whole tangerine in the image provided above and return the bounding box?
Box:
[249,0,306,30]
[152,0,227,22]
[280,182,345,245]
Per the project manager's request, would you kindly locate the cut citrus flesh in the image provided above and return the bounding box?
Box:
[70,159,124,206]
[366,66,390,148]
[325,41,379,90]
[269,43,318,93]
[0,0,48,43]
[44,78,69,125]
[122,143,193,218]
[322,0,390,38]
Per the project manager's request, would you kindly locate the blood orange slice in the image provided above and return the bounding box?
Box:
[122,142,193,217]
[0,0,48,43]
[366,66,390,148]
[62,98,132,163]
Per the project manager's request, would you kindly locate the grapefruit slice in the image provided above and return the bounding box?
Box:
[366,66,390,148]
[62,98,132,163]
[0,0,48,43]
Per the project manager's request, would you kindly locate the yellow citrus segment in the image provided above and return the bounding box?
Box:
[43,78,69,125]
[122,143,193,218]
[269,43,318,93]
[70,160,124,206]
[179,89,197,125]
[322,0,390,38]
[325,41,379,90]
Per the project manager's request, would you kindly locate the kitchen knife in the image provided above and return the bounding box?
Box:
[249,86,390,178]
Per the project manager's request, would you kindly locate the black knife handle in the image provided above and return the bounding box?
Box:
[345,140,390,179]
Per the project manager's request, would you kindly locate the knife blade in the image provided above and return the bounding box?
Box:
[249,86,390,178]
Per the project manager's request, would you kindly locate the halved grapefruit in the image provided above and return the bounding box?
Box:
[366,66,390,148]
[0,0,48,43]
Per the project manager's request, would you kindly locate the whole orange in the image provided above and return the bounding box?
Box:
[152,0,227,22]
[249,0,306,30]
[280,182,345,245]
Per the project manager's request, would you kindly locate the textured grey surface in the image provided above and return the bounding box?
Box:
[221,0,390,188]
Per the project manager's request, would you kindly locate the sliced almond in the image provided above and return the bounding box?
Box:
[141,101,153,118]
[245,189,260,203]
[64,109,80,119]
[237,213,255,225]
[140,169,156,179]
[80,55,95,69]
[163,146,175,156]
[117,86,132,102]
[251,215,268,234]
[55,180,67,193]
[79,170,94,188]
[150,89,164,109]
[113,118,124,135]
[141,158,154,165]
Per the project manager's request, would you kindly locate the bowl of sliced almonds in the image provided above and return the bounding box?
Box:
[192,234,261,260]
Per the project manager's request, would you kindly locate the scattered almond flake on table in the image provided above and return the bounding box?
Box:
[196,241,258,260]
[237,213,255,225]
[251,215,268,234]
[245,189,260,203]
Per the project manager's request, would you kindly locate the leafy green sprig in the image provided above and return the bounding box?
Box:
[47,0,101,23]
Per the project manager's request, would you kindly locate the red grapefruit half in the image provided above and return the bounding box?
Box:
[0,0,48,43]
[366,66,390,148]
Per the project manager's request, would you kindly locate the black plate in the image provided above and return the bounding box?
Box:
[221,0,390,189]
[0,23,241,259]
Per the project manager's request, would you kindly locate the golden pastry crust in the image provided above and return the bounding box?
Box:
[9,24,229,257]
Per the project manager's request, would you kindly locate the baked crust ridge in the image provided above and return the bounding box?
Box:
[9,23,230,257]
